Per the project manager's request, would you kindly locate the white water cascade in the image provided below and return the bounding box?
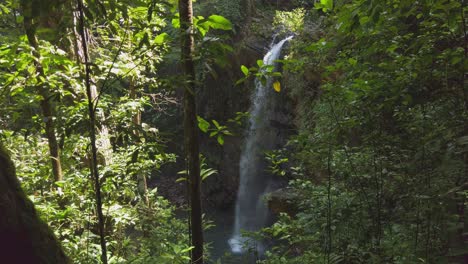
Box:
[229,36,293,254]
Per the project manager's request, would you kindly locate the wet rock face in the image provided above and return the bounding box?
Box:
[198,46,260,209]
[154,43,265,209]
[198,37,297,210]
[154,30,296,211]
[266,188,299,216]
[201,136,241,209]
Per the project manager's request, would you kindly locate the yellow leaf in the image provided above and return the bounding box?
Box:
[273,81,281,92]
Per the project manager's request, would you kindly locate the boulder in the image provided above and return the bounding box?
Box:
[266,188,299,216]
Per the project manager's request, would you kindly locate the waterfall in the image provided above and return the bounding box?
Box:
[229,36,293,254]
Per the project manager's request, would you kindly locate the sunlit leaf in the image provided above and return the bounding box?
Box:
[212,119,220,129]
[241,65,249,76]
[154,33,169,44]
[206,15,232,30]
[197,116,210,132]
[273,81,281,92]
[175,177,187,182]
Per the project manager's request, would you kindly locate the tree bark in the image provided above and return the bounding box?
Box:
[178,0,204,263]
[21,0,63,182]
[70,4,113,166]
[76,0,108,263]
[0,143,70,263]
[242,0,256,21]
[129,78,149,207]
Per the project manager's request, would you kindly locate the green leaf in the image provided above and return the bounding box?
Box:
[206,15,232,30]
[321,0,333,9]
[176,177,187,182]
[16,15,24,23]
[235,77,247,85]
[270,72,282,77]
[197,116,211,133]
[241,65,249,76]
[201,168,217,181]
[217,135,224,145]
[172,16,180,28]
[154,33,169,44]
[315,0,333,12]
[222,130,233,136]
[212,119,221,129]
[137,32,150,49]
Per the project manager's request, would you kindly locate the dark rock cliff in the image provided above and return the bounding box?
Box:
[151,1,297,211]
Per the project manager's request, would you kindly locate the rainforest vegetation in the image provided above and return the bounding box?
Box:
[0,0,466,263]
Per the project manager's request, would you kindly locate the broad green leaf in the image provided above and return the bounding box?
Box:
[241,65,249,76]
[154,33,169,44]
[321,0,333,9]
[217,135,224,145]
[172,16,180,28]
[197,116,210,132]
[206,15,232,30]
[315,0,333,12]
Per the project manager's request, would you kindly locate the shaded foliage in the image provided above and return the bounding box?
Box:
[261,0,467,263]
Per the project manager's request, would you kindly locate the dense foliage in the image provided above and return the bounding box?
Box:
[260,0,467,263]
[0,0,466,263]
[0,0,194,262]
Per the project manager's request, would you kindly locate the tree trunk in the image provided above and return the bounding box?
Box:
[71,5,113,166]
[178,0,204,263]
[21,0,63,182]
[129,78,149,207]
[76,0,108,263]
[242,0,256,21]
[0,144,69,263]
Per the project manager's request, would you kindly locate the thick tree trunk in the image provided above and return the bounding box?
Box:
[22,1,63,182]
[0,144,69,263]
[178,0,204,263]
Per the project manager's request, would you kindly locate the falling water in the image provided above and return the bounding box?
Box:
[229,36,293,254]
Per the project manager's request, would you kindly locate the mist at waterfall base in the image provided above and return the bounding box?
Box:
[227,36,293,256]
